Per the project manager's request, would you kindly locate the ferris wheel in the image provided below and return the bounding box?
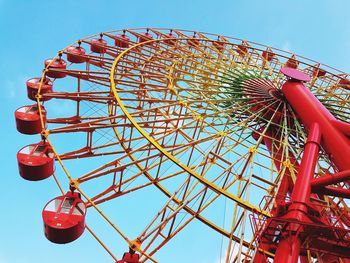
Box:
[15,28,350,263]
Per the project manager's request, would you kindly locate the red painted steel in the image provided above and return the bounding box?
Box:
[261,129,296,208]
[316,185,350,198]
[269,67,350,262]
[282,70,350,171]
[17,141,54,181]
[273,123,321,262]
[15,28,350,261]
[15,104,46,134]
[252,128,294,263]
[42,191,86,244]
[274,235,301,263]
[312,67,326,77]
[26,77,53,101]
[290,123,320,204]
[311,169,350,189]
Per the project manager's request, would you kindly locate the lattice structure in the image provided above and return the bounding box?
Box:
[15,28,350,262]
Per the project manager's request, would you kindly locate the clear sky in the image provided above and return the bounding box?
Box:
[1,0,350,262]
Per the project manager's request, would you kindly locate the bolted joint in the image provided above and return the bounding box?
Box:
[70,180,80,192]
[129,238,142,252]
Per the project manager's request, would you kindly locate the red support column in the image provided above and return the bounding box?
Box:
[255,67,350,262]
[274,123,321,263]
[311,169,350,189]
[253,128,294,263]
[274,235,301,263]
[291,123,321,204]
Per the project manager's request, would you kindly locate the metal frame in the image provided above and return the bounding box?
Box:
[17,28,350,262]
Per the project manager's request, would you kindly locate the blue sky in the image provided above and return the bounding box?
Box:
[1,0,350,262]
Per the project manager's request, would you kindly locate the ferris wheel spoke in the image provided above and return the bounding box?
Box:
[82,157,258,260]
[70,127,223,191]
[74,129,228,197]
[135,181,220,260]
[58,143,125,160]
[110,111,284,214]
[48,114,127,132]
[136,148,261,261]
[116,46,176,70]
[43,91,113,103]
[115,65,170,82]
[110,126,270,243]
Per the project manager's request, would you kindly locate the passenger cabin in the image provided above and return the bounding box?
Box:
[187,36,199,47]
[285,56,299,69]
[138,32,153,44]
[17,141,54,181]
[237,44,248,56]
[312,67,326,78]
[114,34,130,48]
[66,46,86,63]
[15,104,46,134]
[164,32,176,46]
[339,78,350,90]
[42,191,86,244]
[212,40,225,52]
[44,58,67,78]
[262,50,275,62]
[90,38,107,54]
[116,252,140,263]
[26,77,53,101]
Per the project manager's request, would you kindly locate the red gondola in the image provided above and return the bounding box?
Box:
[66,46,86,63]
[312,67,326,77]
[44,57,67,78]
[26,77,53,101]
[212,40,225,51]
[237,44,248,56]
[42,191,86,244]
[115,34,130,48]
[262,50,275,61]
[339,78,350,90]
[138,32,153,44]
[164,31,176,46]
[90,38,107,54]
[116,252,140,263]
[15,104,46,135]
[285,55,298,69]
[17,141,54,181]
[187,36,199,47]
